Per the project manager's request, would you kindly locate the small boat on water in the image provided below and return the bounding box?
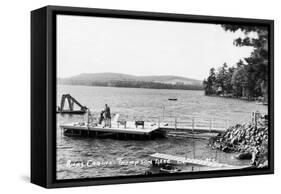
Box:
[144,159,182,175]
[168,98,178,101]
[144,153,253,175]
[159,165,182,173]
[150,153,251,170]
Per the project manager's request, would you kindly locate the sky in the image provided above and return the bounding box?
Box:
[57,15,256,81]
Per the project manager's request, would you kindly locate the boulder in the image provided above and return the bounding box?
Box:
[235,152,252,160]
[209,116,268,167]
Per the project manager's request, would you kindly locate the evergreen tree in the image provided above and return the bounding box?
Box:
[203,68,216,95]
[221,25,268,100]
[203,25,268,101]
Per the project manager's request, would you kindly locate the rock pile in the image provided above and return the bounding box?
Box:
[209,117,268,168]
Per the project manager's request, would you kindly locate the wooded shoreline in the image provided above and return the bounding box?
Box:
[58,82,204,91]
[203,25,268,104]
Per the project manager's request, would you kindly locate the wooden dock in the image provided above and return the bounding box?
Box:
[60,114,230,138]
[151,153,250,169]
[160,125,226,133]
[156,116,229,133]
[61,121,160,136]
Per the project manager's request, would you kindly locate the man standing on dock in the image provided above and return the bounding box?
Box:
[103,104,111,127]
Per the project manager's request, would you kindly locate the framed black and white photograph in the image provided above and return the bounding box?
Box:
[31,5,274,188]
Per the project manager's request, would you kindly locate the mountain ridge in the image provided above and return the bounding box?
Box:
[58,72,203,90]
[59,72,202,84]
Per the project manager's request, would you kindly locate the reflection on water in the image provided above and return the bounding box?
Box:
[56,85,268,179]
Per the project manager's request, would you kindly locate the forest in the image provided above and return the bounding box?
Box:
[203,25,269,102]
[62,80,203,90]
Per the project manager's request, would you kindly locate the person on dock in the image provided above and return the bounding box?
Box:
[104,104,111,118]
[98,111,104,124]
[103,104,111,128]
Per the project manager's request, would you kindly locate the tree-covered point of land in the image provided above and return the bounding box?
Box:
[63,80,203,91]
[203,24,269,102]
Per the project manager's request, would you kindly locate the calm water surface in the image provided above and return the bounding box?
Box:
[56,85,267,179]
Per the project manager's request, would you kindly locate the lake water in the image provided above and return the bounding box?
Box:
[56,85,268,180]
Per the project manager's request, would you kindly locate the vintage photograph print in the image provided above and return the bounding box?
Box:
[56,15,270,180]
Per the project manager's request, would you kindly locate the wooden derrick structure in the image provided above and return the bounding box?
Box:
[57,94,87,114]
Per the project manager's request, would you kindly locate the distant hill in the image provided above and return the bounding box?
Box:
[58,73,203,90]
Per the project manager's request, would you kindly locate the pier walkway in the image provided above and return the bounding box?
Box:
[60,114,230,137]
[151,153,249,169]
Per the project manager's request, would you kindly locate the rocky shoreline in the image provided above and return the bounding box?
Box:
[209,116,268,168]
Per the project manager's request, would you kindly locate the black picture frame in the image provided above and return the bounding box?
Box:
[31,5,274,188]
